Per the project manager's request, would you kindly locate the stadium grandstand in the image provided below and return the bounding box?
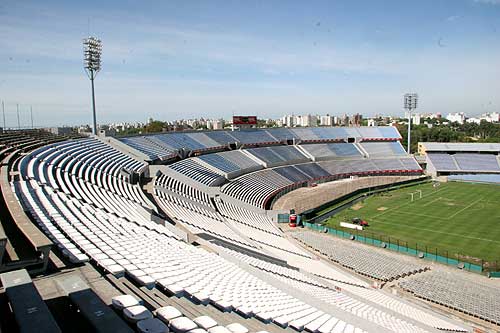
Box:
[2,126,500,333]
[419,142,500,183]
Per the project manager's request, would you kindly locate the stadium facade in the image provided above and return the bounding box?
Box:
[420,142,500,180]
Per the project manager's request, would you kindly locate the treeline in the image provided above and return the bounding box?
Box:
[396,120,500,153]
[115,120,198,136]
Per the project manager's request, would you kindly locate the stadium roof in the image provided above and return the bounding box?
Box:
[420,142,500,153]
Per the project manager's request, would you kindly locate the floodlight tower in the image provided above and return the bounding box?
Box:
[1,101,5,130]
[404,93,418,154]
[83,36,102,135]
[16,104,20,129]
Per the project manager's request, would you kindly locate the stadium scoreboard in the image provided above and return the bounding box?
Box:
[232,115,257,126]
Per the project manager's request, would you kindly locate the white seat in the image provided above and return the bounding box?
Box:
[155,306,183,324]
[225,323,248,333]
[111,294,140,310]
[235,306,252,318]
[123,305,153,323]
[169,316,198,333]
[213,299,232,312]
[131,274,155,289]
[208,326,232,333]
[192,316,217,330]
[158,279,185,297]
[192,292,210,305]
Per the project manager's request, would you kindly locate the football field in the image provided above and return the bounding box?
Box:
[325,181,500,263]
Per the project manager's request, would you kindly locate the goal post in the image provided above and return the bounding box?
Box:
[409,190,422,202]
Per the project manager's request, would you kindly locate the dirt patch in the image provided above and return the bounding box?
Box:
[377,207,388,211]
[446,202,456,206]
[351,202,364,211]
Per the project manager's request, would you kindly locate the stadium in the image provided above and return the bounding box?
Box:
[1,125,500,333]
[2,1,500,332]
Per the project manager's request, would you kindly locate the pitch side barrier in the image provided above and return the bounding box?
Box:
[303,222,485,273]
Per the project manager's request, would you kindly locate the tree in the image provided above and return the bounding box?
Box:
[145,120,166,133]
[397,119,500,153]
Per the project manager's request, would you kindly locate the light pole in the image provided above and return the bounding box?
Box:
[16,103,20,130]
[404,93,418,154]
[83,36,102,135]
[1,101,5,131]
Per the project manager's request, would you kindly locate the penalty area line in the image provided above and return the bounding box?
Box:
[448,197,484,220]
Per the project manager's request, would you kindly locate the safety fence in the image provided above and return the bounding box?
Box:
[303,222,500,275]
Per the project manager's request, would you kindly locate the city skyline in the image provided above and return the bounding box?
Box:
[2,0,500,127]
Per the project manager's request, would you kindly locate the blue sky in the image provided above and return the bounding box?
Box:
[1,0,500,127]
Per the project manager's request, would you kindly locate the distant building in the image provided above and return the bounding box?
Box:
[481,112,500,123]
[446,112,465,124]
[98,128,116,137]
[412,113,421,126]
[284,114,318,127]
[49,127,74,136]
[293,115,300,126]
[213,119,224,130]
[349,113,362,126]
[340,114,349,126]
[466,117,481,124]
[320,115,333,126]
[301,114,317,127]
[282,115,294,127]
[367,119,376,127]
[208,119,224,130]
[77,125,92,134]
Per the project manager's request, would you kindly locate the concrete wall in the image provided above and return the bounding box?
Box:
[425,155,437,177]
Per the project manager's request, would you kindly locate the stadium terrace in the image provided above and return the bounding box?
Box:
[0,126,499,333]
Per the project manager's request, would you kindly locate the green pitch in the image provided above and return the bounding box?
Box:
[324,181,500,262]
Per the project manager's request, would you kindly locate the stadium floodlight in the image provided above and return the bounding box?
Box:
[16,103,20,130]
[404,93,418,154]
[83,36,102,135]
[1,101,5,130]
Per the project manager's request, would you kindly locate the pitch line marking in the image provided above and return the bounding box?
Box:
[370,218,500,244]
[383,210,450,221]
[377,197,483,221]
[372,186,450,219]
[422,196,443,207]
[448,197,484,219]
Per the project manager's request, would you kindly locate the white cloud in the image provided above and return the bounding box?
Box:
[0,6,409,78]
[1,1,500,126]
[446,15,462,21]
[473,0,500,4]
